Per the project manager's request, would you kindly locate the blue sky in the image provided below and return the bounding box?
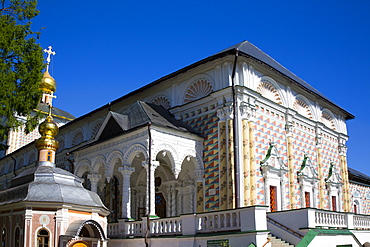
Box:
[31,1,370,174]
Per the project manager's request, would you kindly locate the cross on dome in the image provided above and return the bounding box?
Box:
[44,46,56,71]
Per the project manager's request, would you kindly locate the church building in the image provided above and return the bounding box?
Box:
[1,41,370,246]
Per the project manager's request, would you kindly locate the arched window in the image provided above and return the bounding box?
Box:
[1,228,6,247]
[37,229,49,247]
[14,227,20,247]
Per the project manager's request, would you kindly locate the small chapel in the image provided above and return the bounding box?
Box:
[1,41,370,246]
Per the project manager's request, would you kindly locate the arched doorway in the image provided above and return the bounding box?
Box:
[155,192,166,218]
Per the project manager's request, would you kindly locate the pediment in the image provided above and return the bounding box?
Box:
[260,142,287,170]
[298,154,318,179]
[94,112,128,142]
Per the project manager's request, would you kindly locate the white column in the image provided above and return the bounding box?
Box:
[87,173,101,193]
[119,165,135,219]
[142,160,160,216]
[171,183,177,216]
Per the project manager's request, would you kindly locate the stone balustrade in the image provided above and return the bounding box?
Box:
[110,206,267,238]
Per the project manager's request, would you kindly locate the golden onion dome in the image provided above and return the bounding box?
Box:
[36,115,59,151]
[39,115,59,138]
[39,70,57,93]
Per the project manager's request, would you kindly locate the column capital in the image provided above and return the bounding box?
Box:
[87,173,101,183]
[217,105,233,121]
[239,102,256,121]
[118,165,135,177]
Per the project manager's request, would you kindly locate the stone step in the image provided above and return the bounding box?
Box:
[268,234,295,247]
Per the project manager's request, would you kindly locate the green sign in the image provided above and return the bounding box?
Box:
[207,239,229,247]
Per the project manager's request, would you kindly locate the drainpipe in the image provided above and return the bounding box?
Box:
[231,49,240,208]
[145,122,152,247]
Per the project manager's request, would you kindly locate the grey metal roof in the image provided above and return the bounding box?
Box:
[218,41,354,119]
[36,103,76,121]
[124,101,200,134]
[348,167,370,186]
[94,101,200,143]
[0,161,107,209]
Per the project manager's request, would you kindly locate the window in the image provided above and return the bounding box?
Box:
[270,186,277,212]
[305,192,310,208]
[47,151,52,162]
[37,229,49,247]
[332,196,337,211]
[354,204,357,214]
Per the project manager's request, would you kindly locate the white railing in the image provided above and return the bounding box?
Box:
[150,217,182,235]
[126,221,143,237]
[107,222,120,238]
[122,206,266,238]
[315,211,347,228]
[354,215,370,229]
[196,211,240,233]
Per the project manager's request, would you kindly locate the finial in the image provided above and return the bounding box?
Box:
[48,104,52,117]
[44,46,56,71]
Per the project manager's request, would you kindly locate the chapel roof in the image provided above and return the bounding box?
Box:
[0,161,107,210]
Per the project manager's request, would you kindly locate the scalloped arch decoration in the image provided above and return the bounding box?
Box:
[152,96,171,109]
[184,78,213,103]
[293,99,312,119]
[321,112,335,130]
[91,121,103,139]
[257,80,282,104]
[72,131,84,146]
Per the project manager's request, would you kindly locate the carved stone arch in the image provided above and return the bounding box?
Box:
[75,159,92,177]
[74,220,108,241]
[179,149,204,175]
[123,144,148,165]
[257,77,284,105]
[293,95,313,120]
[151,94,171,110]
[106,150,124,178]
[321,109,336,130]
[153,144,178,167]
[91,155,106,173]
[183,76,214,103]
[72,128,84,146]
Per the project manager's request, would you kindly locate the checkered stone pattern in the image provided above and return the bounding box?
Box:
[254,107,287,206]
[350,183,370,214]
[292,121,317,208]
[321,133,340,209]
[186,111,219,211]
